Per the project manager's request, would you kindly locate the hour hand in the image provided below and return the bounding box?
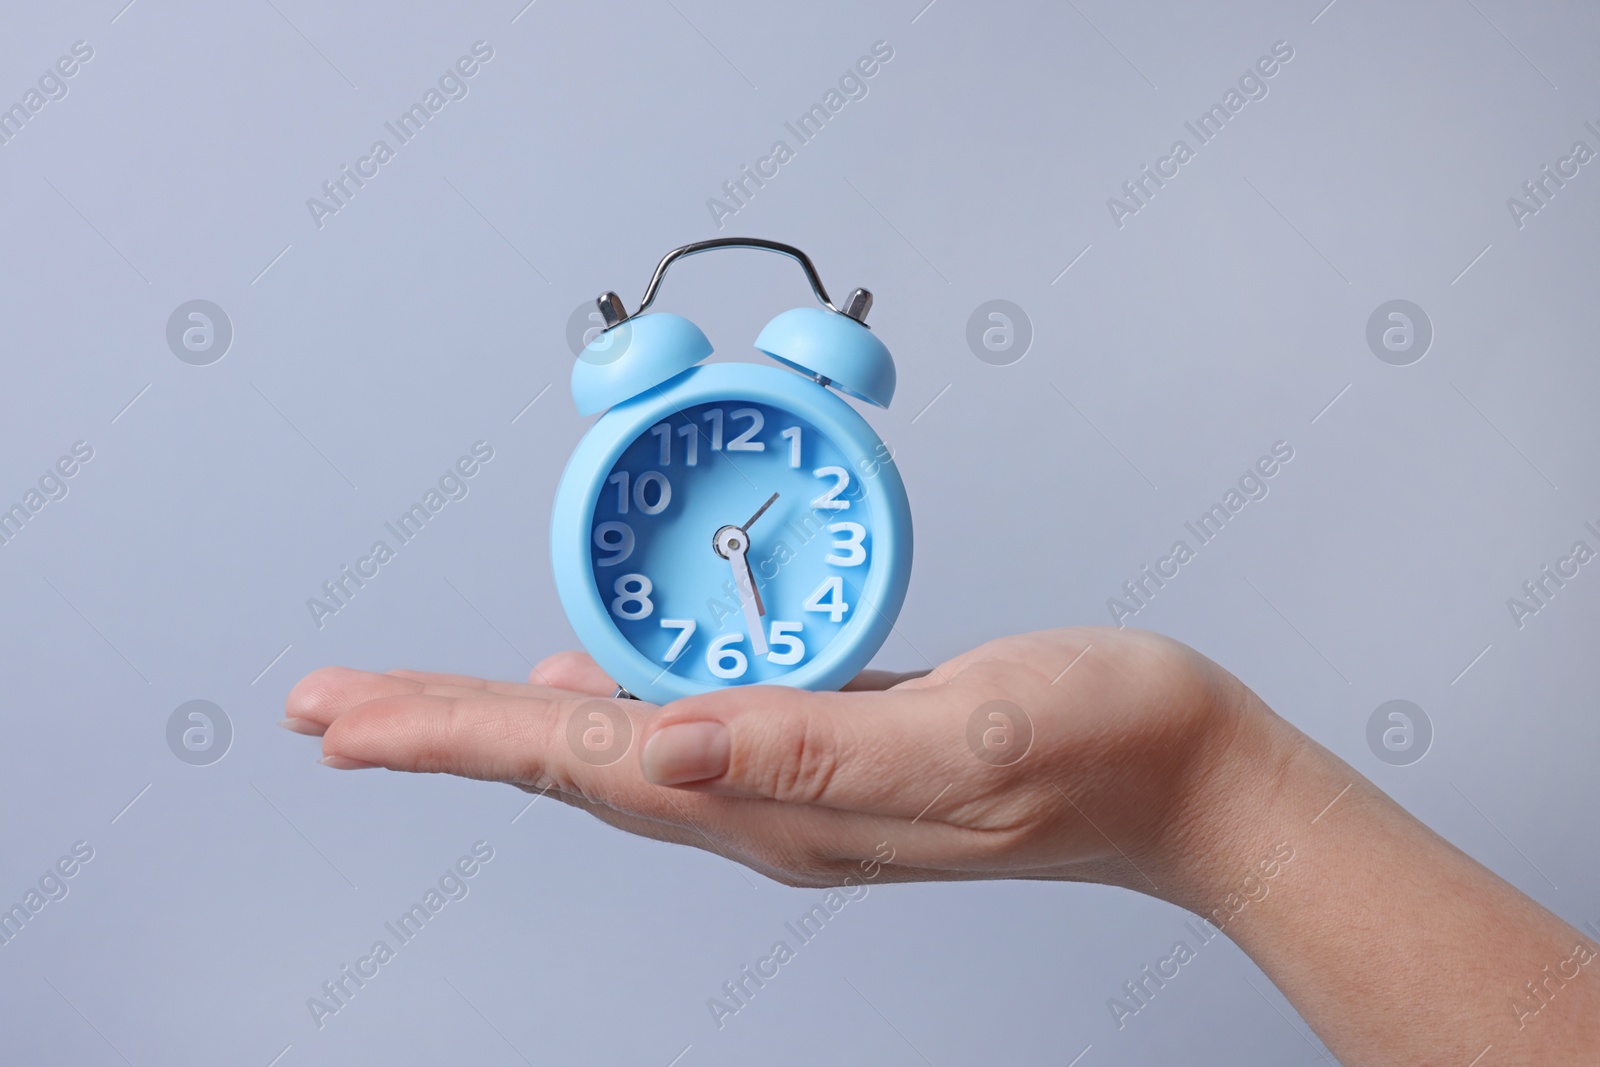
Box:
[714,525,767,656]
[741,491,779,533]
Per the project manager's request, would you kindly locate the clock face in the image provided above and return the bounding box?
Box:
[589,399,875,689]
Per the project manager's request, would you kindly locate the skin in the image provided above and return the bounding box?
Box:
[284,627,1599,1064]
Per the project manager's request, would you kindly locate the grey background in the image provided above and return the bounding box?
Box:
[2,0,1597,1063]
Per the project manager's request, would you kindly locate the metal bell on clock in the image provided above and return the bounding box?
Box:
[755,295,896,408]
[571,310,713,417]
[570,238,896,415]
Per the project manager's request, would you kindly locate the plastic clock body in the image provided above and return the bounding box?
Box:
[552,361,911,704]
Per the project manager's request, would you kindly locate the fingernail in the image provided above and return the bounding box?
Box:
[279,718,326,737]
[318,755,378,770]
[642,722,729,785]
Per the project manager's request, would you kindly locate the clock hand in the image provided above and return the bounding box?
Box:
[714,525,768,656]
[740,491,779,533]
[737,491,778,623]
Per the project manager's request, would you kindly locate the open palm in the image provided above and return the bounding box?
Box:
[284,627,1246,892]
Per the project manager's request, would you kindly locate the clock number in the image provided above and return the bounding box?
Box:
[706,632,748,679]
[802,576,849,623]
[825,522,866,566]
[780,426,801,468]
[660,618,696,662]
[611,574,654,620]
[726,408,765,451]
[593,521,635,567]
[677,424,699,467]
[634,471,671,515]
[767,621,804,666]
[609,471,672,515]
[703,408,724,451]
[811,466,851,511]
[649,423,672,465]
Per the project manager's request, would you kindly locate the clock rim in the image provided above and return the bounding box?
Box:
[551,361,913,705]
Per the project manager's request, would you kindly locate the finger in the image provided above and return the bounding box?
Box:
[387,668,490,687]
[286,667,414,730]
[286,666,578,730]
[638,682,981,816]
[320,686,951,874]
[530,650,616,696]
[324,691,593,787]
[386,669,584,701]
[320,689,696,821]
[321,680,1029,886]
[843,668,932,692]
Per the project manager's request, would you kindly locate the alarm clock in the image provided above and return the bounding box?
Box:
[551,238,912,704]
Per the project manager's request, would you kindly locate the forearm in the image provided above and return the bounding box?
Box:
[1156,696,1599,1065]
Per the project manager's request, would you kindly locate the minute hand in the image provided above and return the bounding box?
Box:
[724,537,768,656]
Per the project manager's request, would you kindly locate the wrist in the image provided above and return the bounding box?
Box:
[1144,682,1319,917]
[1139,682,1600,1065]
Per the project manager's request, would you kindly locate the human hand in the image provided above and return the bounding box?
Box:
[282,627,1263,896]
[284,629,1600,1064]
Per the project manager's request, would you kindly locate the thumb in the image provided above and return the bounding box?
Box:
[639,684,964,815]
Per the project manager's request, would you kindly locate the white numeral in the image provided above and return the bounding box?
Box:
[677,423,699,466]
[650,423,672,465]
[811,466,851,511]
[767,621,804,666]
[634,471,671,515]
[706,632,748,679]
[825,522,866,566]
[609,470,672,515]
[703,408,724,451]
[660,618,696,662]
[780,426,801,468]
[802,576,849,623]
[593,521,635,567]
[611,574,654,620]
[727,407,765,451]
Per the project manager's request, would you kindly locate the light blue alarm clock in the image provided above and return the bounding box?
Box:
[551,239,912,704]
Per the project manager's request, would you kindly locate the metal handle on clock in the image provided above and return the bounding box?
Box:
[594,238,873,331]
